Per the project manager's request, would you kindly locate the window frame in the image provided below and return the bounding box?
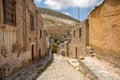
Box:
[3,0,16,25]
[73,30,75,37]
[40,29,42,39]
[30,12,34,31]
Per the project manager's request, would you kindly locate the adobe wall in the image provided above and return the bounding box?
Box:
[88,0,120,66]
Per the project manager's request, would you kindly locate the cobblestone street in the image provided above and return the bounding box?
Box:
[37,54,87,80]
[3,55,52,80]
[3,54,120,80]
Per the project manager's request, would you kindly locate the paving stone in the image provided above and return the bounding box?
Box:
[37,55,86,80]
[3,55,52,80]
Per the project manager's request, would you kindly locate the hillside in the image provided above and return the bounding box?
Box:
[37,8,77,41]
[38,8,78,21]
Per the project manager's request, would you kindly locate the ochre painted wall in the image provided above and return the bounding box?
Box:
[89,0,120,66]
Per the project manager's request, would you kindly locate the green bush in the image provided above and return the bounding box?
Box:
[50,44,58,53]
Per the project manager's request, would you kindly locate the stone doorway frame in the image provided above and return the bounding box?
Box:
[39,48,41,59]
[75,47,78,59]
[31,42,35,62]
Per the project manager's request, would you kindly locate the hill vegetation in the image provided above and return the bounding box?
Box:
[37,8,78,21]
[37,8,77,43]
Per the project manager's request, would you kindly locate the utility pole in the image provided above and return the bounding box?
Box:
[78,7,80,26]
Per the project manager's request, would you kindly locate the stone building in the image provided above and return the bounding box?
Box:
[58,41,69,56]
[36,14,48,60]
[88,0,120,66]
[67,20,89,59]
[42,30,48,56]
[0,0,47,79]
[46,36,50,55]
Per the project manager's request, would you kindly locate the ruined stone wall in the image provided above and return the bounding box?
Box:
[42,30,47,57]
[40,18,47,58]
[65,42,69,56]
[67,40,72,57]
[58,42,68,56]
[0,0,23,78]
[88,0,120,66]
[76,21,89,58]
[25,0,37,61]
[46,36,50,55]
[35,10,47,60]
[36,13,44,59]
[0,0,45,79]
[68,20,88,59]
[67,29,75,58]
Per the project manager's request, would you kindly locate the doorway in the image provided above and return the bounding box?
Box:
[31,44,34,62]
[39,48,41,59]
[75,47,77,59]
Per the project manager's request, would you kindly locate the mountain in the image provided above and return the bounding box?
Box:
[37,8,78,42]
[38,8,78,21]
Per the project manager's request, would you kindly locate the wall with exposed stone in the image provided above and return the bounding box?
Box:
[42,30,47,57]
[36,14,47,58]
[0,0,46,79]
[88,0,120,67]
[58,42,68,56]
[36,14,43,60]
[68,20,89,59]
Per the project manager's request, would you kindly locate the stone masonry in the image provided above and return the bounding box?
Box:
[88,0,120,66]
[67,1,120,67]
[67,20,89,59]
[0,0,47,79]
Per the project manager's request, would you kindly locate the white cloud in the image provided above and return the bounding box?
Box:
[62,12,71,16]
[35,0,42,3]
[45,0,98,10]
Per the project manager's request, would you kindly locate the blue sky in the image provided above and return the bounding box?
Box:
[34,0,103,21]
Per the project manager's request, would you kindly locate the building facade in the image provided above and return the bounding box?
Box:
[36,14,48,59]
[88,0,120,66]
[67,0,120,65]
[58,41,69,56]
[67,20,89,59]
[0,0,47,79]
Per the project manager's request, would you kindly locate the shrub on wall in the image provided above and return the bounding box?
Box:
[1,46,7,57]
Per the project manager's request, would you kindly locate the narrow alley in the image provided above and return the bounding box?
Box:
[0,0,120,80]
[37,54,87,80]
[3,54,120,80]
